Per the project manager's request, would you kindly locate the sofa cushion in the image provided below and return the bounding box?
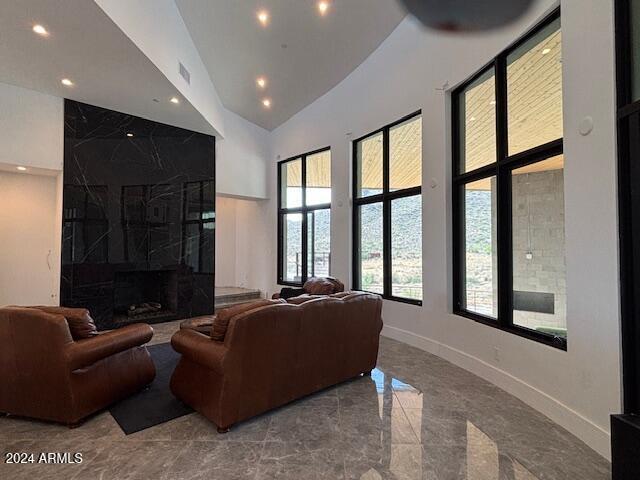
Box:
[211,299,283,341]
[31,306,98,340]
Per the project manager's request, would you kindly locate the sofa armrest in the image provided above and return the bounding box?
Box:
[65,323,153,371]
[171,329,227,374]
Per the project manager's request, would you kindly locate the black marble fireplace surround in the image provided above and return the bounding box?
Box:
[61,100,215,329]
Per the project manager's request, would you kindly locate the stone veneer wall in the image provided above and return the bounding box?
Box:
[512,168,566,332]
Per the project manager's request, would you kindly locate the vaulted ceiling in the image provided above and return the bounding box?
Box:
[176,0,407,130]
[0,0,216,136]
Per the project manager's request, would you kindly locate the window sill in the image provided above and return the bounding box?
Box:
[453,309,567,351]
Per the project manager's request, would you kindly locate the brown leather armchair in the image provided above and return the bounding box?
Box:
[0,306,156,425]
[170,292,382,432]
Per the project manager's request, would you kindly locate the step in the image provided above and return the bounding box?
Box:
[214,287,261,312]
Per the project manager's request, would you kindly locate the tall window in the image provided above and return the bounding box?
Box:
[353,111,422,304]
[278,148,331,285]
[452,10,566,348]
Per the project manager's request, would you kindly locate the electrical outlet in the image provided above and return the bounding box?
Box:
[493,347,500,362]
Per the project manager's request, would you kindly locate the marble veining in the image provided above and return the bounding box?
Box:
[61,100,216,330]
[0,335,610,479]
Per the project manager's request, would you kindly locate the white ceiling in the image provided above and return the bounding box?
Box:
[0,0,216,135]
[176,0,407,130]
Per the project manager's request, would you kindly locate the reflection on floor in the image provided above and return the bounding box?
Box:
[0,336,609,479]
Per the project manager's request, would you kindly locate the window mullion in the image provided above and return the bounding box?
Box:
[301,156,308,282]
[495,56,508,163]
[383,197,392,298]
[495,54,511,328]
[382,127,391,297]
[497,165,513,329]
[352,140,360,290]
[310,210,315,277]
[277,212,283,282]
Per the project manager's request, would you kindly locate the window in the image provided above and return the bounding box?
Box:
[452,10,566,349]
[278,148,331,285]
[353,112,422,304]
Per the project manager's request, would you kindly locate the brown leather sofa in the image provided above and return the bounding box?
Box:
[272,276,345,299]
[0,306,155,425]
[170,292,382,432]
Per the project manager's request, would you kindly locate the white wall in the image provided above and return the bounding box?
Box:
[234,197,273,291]
[215,196,237,287]
[94,0,226,137]
[265,0,620,459]
[216,109,270,199]
[215,194,272,291]
[0,82,63,172]
[0,171,61,306]
[0,82,64,306]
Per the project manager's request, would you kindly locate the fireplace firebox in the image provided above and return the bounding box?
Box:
[113,270,178,324]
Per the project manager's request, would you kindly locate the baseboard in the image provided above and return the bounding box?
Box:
[381,324,611,460]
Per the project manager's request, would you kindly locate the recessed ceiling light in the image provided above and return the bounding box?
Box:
[318,1,330,15]
[489,100,496,105]
[61,78,73,86]
[257,10,269,26]
[262,98,272,108]
[126,133,134,137]
[541,48,551,55]
[256,77,266,88]
[32,24,49,36]
[170,96,180,104]
[470,116,476,121]
[16,166,27,171]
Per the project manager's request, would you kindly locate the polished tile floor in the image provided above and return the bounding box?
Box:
[0,335,610,479]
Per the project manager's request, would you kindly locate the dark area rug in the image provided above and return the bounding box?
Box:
[109,343,193,434]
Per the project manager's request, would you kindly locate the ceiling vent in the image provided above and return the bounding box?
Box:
[179,62,191,85]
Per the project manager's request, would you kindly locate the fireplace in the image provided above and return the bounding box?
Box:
[113,270,178,324]
[61,100,216,329]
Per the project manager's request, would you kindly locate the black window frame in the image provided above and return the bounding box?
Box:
[277,146,332,286]
[352,110,423,306]
[451,8,566,350]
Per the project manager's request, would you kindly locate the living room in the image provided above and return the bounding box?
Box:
[0,0,637,479]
